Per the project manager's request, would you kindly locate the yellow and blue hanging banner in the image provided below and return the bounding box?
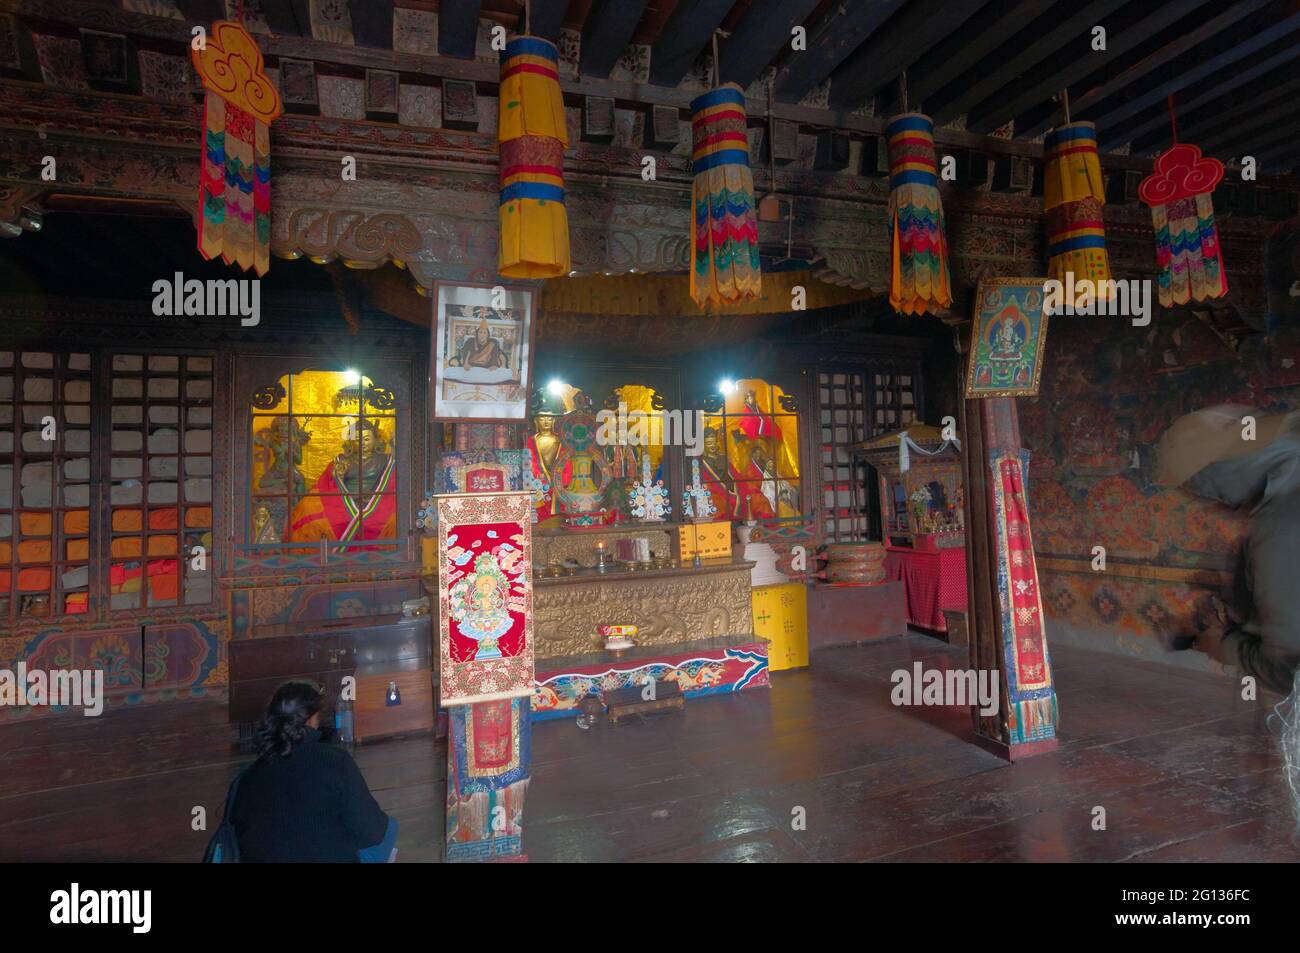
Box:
[689,83,761,307]
[1043,121,1111,289]
[497,36,570,279]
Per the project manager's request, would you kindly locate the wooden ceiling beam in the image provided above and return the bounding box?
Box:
[579,0,650,77]
[647,0,733,86]
[1098,37,1300,151]
[1083,10,1300,134]
[928,0,1129,124]
[773,0,907,104]
[1130,74,1300,154]
[348,0,394,48]
[898,0,1050,110]
[1199,104,1300,156]
[259,0,310,36]
[527,0,570,40]
[969,0,1224,136]
[717,0,822,91]
[438,0,483,59]
[172,0,227,24]
[825,0,987,111]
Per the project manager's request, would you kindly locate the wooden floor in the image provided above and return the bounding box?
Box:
[2,633,1296,862]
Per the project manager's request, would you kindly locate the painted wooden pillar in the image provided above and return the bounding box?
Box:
[960,395,1059,760]
[442,422,532,862]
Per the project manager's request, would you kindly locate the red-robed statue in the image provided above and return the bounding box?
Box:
[698,426,775,521]
[289,418,397,548]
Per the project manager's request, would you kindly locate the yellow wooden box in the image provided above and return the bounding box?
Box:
[676,521,732,560]
[752,582,808,672]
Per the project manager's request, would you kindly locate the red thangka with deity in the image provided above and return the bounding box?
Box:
[437,492,534,706]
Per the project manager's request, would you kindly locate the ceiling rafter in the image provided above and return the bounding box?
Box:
[579,0,650,77]
[1097,36,1300,151]
[1131,74,1300,154]
[716,0,822,92]
[968,0,1228,136]
[648,0,734,86]
[772,0,908,104]
[1082,10,1300,135]
[927,0,1130,124]
[825,0,988,112]
[438,0,483,59]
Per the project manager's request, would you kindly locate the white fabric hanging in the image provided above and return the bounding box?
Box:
[898,429,961,473]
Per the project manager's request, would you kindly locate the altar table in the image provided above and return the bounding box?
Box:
[883,546,967,632]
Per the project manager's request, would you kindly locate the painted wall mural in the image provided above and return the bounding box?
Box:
[1020,302,1300,663]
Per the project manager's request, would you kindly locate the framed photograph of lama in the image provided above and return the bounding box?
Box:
[432,280,536,422]
[436,491,534,706]
[965,277,1051,398]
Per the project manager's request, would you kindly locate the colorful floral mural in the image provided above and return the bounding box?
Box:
[1022,307,1300,661]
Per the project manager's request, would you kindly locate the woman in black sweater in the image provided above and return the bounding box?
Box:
[230,680,397,863]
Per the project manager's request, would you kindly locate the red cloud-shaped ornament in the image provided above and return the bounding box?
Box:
[1138,143,1223,207]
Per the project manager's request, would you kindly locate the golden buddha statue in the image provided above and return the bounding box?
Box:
[528,412,560,521]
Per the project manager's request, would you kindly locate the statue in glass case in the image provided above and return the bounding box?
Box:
[288,417,397,546]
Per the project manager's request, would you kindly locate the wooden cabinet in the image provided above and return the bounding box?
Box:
[228,614,434,744]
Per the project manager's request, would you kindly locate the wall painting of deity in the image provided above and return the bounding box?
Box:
[964,277,1051,399]
[432,281,536,422]
[436,491,535,705]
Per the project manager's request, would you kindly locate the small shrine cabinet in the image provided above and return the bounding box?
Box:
[855,425,967,636]
[855,424,964,550]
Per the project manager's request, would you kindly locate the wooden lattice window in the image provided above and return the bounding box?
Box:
[107,354,215,610]
[872,371,918,435]
[818,370,869,541]
[0,350,92,621]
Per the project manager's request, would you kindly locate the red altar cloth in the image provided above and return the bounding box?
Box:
[883,545,967,631]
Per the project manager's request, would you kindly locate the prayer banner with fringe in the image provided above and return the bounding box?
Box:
[191,20,281,276]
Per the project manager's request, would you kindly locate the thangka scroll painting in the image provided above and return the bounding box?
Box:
[437,492,534,705]
[191,20,282,276]
[965,278,1050,398]
[446,697,530,863]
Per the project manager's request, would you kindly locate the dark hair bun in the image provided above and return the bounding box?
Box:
[254,680,324,761]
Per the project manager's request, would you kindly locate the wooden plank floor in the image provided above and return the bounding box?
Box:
[1,634,1296,862]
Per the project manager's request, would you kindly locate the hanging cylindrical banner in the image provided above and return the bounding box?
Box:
[497,36,570,279]
[1139,142,1227,307]
[885,112,952,315]
[1043,121,1110,292]
[689,83,761,307]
